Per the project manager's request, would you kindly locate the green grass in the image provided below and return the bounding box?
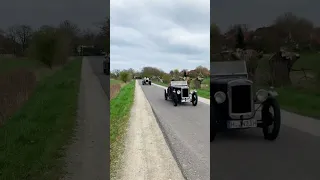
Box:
[0,59,82,180]
[110,80,135,179]
[276,85,320,119]
[293,52,320,71]
[110,79,122,85]
[257,52,320,119]
[196,89,210,99]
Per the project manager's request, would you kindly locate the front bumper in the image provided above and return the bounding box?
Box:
[180,97,192,102]
[214,109,263,131]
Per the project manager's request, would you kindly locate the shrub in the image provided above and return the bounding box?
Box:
[119,71,130,83]
[162,74,171,84]
[28,28,71,68]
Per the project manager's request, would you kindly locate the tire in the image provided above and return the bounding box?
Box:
[149,81,151,85]
[164,90,167,100]
[192,92,198,106]
[172,93,178,106]
[262,98,281,141]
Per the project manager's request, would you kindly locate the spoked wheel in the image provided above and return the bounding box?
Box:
[262,98,281,140]
[192,92,198,106]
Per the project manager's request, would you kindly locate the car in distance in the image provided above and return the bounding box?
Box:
[164,80,198,106]
[142,77,152,85]
[211,60,281,142]
[103,54,109,75]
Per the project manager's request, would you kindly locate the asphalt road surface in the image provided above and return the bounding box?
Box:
[140,81,210,180]
[88,56,110,99]
[211,111,320,180]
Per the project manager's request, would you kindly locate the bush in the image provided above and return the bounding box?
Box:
[162,74,171,84]
[28,28,71,68]
[119,71,130,83]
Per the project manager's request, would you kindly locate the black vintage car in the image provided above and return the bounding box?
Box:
[142,77,151,85]
[164,80,198,106]
[103,54,109,75]
[211,60,281,141]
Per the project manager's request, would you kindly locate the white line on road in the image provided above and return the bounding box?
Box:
[152,83,210,105]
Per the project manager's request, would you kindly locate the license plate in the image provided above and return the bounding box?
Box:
[227,120,257,129]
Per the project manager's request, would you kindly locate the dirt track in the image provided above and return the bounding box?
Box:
[117,80,185,180]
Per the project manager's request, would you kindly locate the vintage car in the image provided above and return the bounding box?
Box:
[142,77,152,85]
[211,60,281,142]
[103,54,109,75]
[164,80,198,106]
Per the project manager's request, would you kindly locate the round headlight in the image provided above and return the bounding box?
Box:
[256,89,268,102]
[214,91,226,104]
[177,90,181,94]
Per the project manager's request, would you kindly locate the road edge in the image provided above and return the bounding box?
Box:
[149,105,189,180]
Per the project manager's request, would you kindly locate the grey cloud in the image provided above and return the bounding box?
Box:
[110,38,144,48]
[211,0,320,32]
[0,0,109,29]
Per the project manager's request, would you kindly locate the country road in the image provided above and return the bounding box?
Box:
[140,81,210,180]
[211,106,320,179]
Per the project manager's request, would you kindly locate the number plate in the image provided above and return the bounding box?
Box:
[227,120,257,129]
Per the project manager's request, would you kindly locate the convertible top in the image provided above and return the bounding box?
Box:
[170,81,188,86]
[211,60,248,77]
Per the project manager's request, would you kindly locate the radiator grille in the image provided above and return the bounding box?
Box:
[231,85,251,113]
[182,89,188,97]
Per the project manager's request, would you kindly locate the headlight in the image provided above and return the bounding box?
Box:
[256,89,268,102]
[214,91,226,104]
[177,90,181,94]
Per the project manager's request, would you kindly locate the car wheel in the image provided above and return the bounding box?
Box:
[262,98,281,141]
[164,90,167,100]
[172,93,178,106]
[149,81,151,85]
[192,92,198,106]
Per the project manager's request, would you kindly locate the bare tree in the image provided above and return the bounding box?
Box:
[5,25,33,54]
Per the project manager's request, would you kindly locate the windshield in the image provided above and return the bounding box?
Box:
[211,60,247,76]
[170,81,188,86]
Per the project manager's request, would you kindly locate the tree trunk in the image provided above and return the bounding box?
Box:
[269,56,291,86]
[194,79,201,89]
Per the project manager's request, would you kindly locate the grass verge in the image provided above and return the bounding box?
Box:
[276,87,320,119]
[110,79,122,85]
[152,80,210,99]
[0,59,82,180]
[110,80,135,179]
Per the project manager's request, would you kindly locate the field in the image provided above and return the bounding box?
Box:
[256,52,320,119]
[0,58,82,180]
[110,80,135,179]
[153,77,210,99]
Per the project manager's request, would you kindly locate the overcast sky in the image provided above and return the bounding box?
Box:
[0,0,109,30]
[211,0,320,32]
[110,0,210,72]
